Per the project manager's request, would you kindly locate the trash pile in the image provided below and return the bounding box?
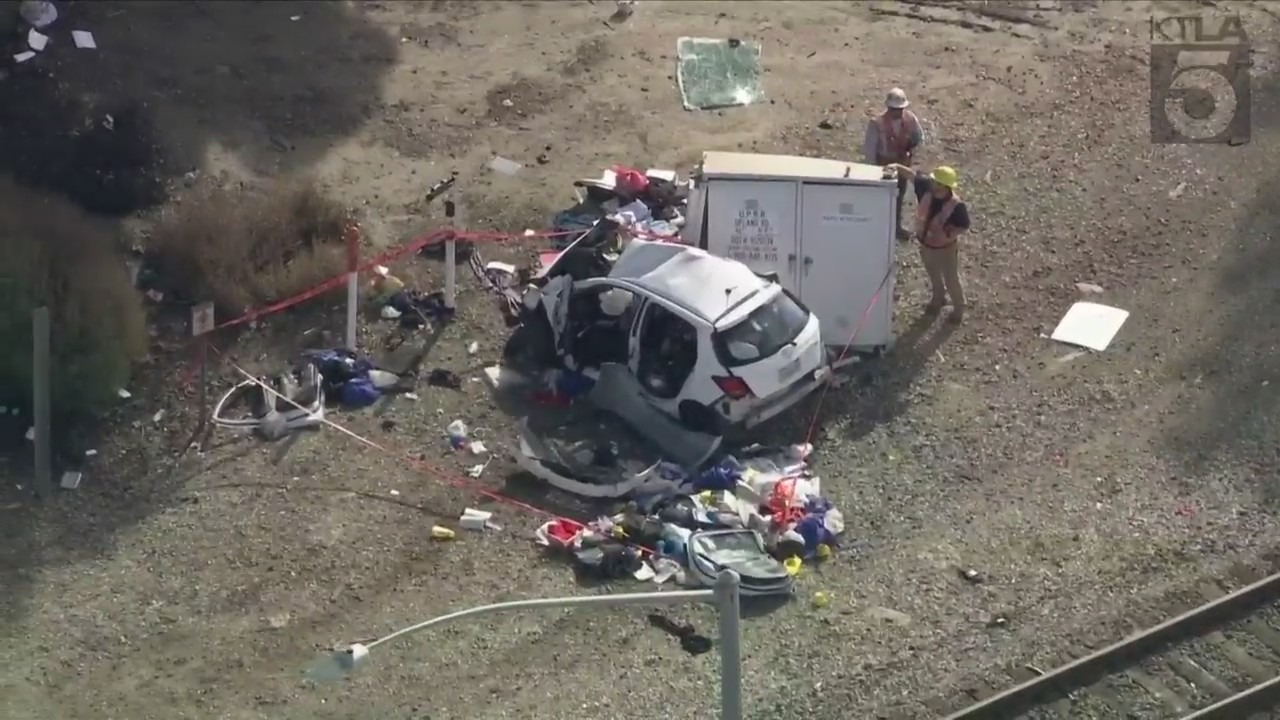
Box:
[533,443,843,597]
[548,165,689,247]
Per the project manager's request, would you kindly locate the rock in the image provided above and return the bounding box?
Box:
[865,606,911,626]
[817,120,834,130]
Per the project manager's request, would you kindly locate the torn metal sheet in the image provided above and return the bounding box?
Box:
[513,418,680,499]
[588,363,721,469]
[511,364,721,500]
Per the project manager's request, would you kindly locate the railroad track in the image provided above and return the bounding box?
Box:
[942,570,1280,720]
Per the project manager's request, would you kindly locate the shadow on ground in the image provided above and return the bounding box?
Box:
[1162,74,1280,500]
[749,312,957,445]
[0,1,398,214]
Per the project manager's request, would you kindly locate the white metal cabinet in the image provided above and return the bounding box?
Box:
[689,152,897,351]
[796,183,895,349]
[704,180,800,295]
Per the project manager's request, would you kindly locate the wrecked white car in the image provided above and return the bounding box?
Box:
[507,222,831,434]
[212,362,325,438]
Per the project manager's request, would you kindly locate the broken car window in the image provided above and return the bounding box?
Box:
[714,290,810,366]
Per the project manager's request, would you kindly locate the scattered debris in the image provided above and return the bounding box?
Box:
[446,419,468,450]
[430,525,456,540]
[116,388,132,399]
[27,28,48,51]
[460,507,499,531]
[647,613,712,655]
[14,51,35,63]
[19,1,58,29]
[1169,182,1187,199]
[1051,302,1130,352]
[152,409,166,423]
[959,568,985,584]
[1074,282,1104,295]
[488,156,523,176]
[59,470,81,490]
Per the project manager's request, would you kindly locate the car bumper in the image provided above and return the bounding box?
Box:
[732,365,832,429]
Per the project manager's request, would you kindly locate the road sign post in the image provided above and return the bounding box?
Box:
[191,302,215,445]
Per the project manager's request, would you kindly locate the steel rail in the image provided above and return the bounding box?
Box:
[1179,675,1280,720]
[942,571,1280,720]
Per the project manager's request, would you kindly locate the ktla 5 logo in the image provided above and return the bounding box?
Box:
[1149,14,1251,145]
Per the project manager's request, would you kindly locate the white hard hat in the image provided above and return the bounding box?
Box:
[885,87,909,109]
[599,288,633,317]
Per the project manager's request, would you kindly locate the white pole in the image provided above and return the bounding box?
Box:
[444,236,457,310]
[345,223,359,349]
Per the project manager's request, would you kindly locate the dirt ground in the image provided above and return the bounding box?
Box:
[4,1,1280,718]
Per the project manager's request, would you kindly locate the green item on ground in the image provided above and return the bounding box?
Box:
[676,37,764,111]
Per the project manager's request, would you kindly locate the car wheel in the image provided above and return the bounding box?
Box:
[678,400,726,436]
[503,314,555,370]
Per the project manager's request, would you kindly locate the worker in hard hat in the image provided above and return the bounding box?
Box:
[863,88,924,241]
[883,164,970,323]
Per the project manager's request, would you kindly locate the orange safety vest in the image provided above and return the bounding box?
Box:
[916,192,961,249]
[878,110,921,162]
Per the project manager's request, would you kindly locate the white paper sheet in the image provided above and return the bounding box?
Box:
[28,29,49,52]
[1051,301,1130,352]
[71,30,97,50]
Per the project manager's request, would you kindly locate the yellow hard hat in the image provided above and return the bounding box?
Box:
[930,166,958,189]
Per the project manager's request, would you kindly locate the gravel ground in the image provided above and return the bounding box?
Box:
[4,2,1280,719]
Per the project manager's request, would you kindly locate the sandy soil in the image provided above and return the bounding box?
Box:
[4,1,1280,718]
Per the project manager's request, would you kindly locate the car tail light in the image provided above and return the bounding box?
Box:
[713,375,753,400]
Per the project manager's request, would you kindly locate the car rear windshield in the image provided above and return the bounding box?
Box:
[713,290,811,367]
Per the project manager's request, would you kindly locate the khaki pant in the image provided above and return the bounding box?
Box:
[918,243,965,311]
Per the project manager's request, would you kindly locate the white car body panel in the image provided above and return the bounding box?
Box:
[530,240,831,431]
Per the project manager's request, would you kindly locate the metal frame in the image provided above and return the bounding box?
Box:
[311,571,744,719]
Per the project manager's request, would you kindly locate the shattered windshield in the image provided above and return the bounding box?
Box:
[713,290,810,366]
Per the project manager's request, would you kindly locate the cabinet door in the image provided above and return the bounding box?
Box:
[705,180,800,293]
[797,183,895,348]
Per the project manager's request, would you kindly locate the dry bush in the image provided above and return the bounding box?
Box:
[147,180,351,316]
[0,176,148,429]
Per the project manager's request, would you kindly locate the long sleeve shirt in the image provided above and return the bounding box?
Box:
[863,115,925,165]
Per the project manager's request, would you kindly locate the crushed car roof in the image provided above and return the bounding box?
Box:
[607,241,769,323]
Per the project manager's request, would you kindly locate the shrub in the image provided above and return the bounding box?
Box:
[0,176,148,433]
[146,180,350,317]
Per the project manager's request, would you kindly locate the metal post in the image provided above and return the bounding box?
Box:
[197,336,208,441]
[32,306,51,499]
[345,222,360,349]
[308,571,747,718]
[443,201,457,310]
[714,570,743,720]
